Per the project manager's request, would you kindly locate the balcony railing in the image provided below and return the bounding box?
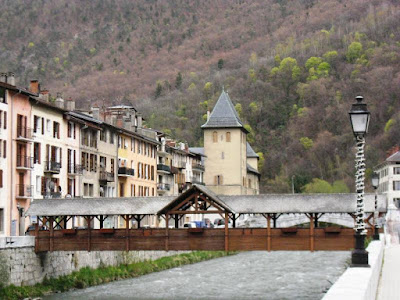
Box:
[157,164,171,173]
[191,177,205,185]
[16,184,33,198]
[16,126,33,141]
[45,160,61,173]
[192,163,205,171]
[118,167,135,176]
[100,170,115,182]
[157,183,171,191]
[16,155,34,169]
[68,164,83,175]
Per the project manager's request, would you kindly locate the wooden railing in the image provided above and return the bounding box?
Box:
[33,227,373,253]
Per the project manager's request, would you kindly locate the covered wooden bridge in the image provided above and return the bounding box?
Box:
[26,185,387,253]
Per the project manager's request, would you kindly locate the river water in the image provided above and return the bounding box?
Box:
[46,251,349,300]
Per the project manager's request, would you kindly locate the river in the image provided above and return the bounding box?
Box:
[46,251,349,300]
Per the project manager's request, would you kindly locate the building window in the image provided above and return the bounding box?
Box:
[131,138,135,152]
[0,208,3,232]
[34,142,41,164]
[53,122,60,139]
[0,170,2,188]
[215,175,223,185]
[393,181,400,191]
[110,133,114,144]
[221,152,224,159]
[3,112,6,130]
[213,131,218,143]
[226,132,231,142]
[394,167,400,175]
[100,129,106,142]
[3,140,6,158]
[0,87,5,103]
[33,115,40,133]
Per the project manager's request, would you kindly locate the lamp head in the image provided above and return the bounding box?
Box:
[349,96,370,136]
[371,172,379,189]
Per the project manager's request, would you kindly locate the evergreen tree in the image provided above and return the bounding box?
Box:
[175,72,183,89]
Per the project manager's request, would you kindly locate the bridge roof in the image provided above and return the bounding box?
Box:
[26,185,387,217]
[219,193,387,214]
[26,196,175,216]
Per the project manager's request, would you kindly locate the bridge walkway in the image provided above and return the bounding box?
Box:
[377,208,400,300]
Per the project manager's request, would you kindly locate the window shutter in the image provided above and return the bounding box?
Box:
[3,112,6,129]
[67,123,71,137]
[41,177,46,195]
[3,141,5,158]
[42,118,44,134]
[214,176,218,185]
[38,143,41,164]
[0,170,3,188]
[220,175,223,185]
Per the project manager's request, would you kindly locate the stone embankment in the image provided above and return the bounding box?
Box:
[0,236,188,287]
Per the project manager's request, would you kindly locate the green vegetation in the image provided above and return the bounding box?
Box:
[0,251,236,300]
[302,179,350,193]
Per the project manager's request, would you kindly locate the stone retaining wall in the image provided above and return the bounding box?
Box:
[0,243,189,287]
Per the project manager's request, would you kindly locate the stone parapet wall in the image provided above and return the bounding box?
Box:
[322,234,385,300]
[0,246,189,287]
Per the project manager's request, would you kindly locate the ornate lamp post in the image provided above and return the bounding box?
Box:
[371,172,380,240]
[349,95,370,267]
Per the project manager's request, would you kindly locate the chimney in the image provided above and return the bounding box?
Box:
[55,92,64,109]
[207,110,210,121]
[0,73,6,83]
[30,80,40,94]
[40,89,49,101]
[65,97,75,111]
[116,115,123,128]
[7,72,15,86]
[91,106,100,120]
[137,113,143,128]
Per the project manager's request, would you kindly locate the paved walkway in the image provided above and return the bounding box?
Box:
[377,208,400,300]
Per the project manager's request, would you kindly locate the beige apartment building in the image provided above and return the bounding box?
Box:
[201,90,260,195]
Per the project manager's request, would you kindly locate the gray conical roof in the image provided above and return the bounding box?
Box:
[201,91,244,129]
[246,142,259,158]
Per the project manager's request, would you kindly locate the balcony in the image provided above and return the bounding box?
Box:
[192,163,205,171]
[157,183,170,192]
[100,170,115,182]
[157,164,171,174]
[45,161,61,173]
[118,167,135,177]
[43,191,62,198]
[16,184,33,199]
[16,126,34,142]
[176,161,186,169]
[68,164,83,175]
[191,177,205,185]
[16,155,34,170]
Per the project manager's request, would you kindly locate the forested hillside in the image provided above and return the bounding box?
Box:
[1,0,400,192]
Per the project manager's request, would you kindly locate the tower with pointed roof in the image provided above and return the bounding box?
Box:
[201,90,260,195]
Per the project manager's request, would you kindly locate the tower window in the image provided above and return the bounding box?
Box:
[226,132,231,142]
[213,131,217,143]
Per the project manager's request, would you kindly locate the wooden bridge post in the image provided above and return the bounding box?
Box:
[224,212,229,252]
[125,215,130,252]
[165,214,169,251]
[34,222,39,253]
[86,216,92,252]
[49,216,54,252]
[309,214,314,252]
[267,214,271,252]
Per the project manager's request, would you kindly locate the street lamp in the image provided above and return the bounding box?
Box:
[349,95,370,267]
[371,172,380,240]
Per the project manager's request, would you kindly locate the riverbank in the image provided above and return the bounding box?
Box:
[0,251,236,300]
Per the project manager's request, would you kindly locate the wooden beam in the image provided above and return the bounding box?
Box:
[169,210,223,214]
[224,212,229,252]
[165,214,169,251]
[49,216,54,252]
[309,214,314,252]
[267,214,271,252]
[169,194,196,212]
